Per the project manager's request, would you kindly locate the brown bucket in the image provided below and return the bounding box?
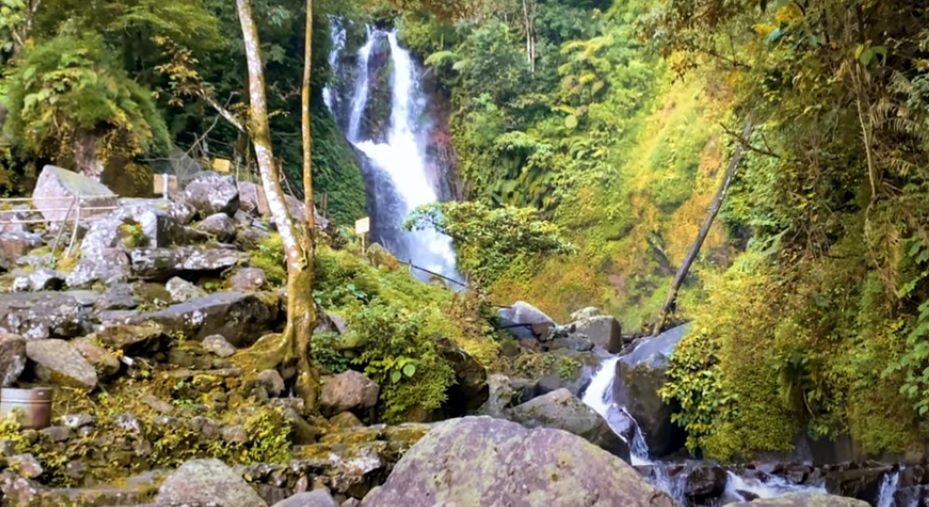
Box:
[0,387,53,430]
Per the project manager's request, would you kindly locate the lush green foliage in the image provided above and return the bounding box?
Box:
[656,0,929,458]
[404,201,574,286]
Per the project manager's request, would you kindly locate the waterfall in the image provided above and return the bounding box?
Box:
[876,470,900,507]
[581,357,651,466]
[322,18,346,111]
[324,25,459,282]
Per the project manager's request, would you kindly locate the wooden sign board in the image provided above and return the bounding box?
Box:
[355,217,370,235]
[153,174,178,196]
[212,158,232,173]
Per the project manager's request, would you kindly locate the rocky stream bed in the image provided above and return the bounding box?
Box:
[0,166,920,506]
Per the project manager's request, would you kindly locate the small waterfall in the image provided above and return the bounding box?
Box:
[322,18,346,110]
[324,24,459,282]
[581,357,650,466]
[876,470,900,507]
[723,471,825,501]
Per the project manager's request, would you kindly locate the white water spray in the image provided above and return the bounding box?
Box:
[723,471,825,501]
[876,470,900,507]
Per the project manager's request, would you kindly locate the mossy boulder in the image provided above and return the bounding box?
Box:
[360,416,674,507]
[25,339,98,390]
[128,246,240,282]
[155,458,267,507]
[319,371,380,417]
[182,171,240,218]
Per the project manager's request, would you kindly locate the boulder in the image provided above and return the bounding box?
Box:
[361,416,674,507]
[506,388,630,462]
[155,458,267,507]
[229,267,267,292]
[330,412,365,429]
[320,371,380,416]
[436,337,488,416]
[32,165,117,223]
[0,232,42,270]
[256,369,286,398]
[123,292,281,347]
[25,339,98,390]
[684,464,728,501]
[66,249,131,289]
[272,491,339,507]
[0,334,26,386]
[165,276,207,303]
[728,493,869,507]
[546,333,595,352]
[71,337,121,378]
[0,206,34,235]
[572,315,624,354]
[80,217,126,259]
[612,323,690,458]
[92,322,169,356]
[570,307,603,321]
[825,467,892,505]
[197,212,237,242]
[202,334,237,358]
[114,199,188,248]
[0,291,97,339]
[12,268,65,292]
[129,246,239,282]
[183,172,240,218]
[118,197,195,226]
[497,301,556,340]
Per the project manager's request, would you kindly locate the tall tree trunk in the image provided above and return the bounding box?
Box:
[236,0,318,408]
[293,0,319,409]
[651,118,755,336]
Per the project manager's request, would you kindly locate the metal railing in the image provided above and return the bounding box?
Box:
[0,195,118,257]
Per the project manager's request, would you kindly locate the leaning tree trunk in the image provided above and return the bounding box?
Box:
[651,118,755,336]
[237,0,319,409]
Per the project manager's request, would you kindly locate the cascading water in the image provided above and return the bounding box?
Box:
[876,470,900,507]
[324,24,459,282]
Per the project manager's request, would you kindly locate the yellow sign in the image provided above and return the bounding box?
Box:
[212,158,232,173]
[355,217,370,235]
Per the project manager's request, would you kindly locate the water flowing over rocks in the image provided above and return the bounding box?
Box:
[360,416,675,507]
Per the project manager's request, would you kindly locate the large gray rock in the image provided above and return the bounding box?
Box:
[0,291,97,339]
[155,458,267,507]
[497,301,556,340]
[183,172,240,218]
[120,292,281,347]
[507,388,630,462]
[728,493,869,507]
[572,315,624,354]
[0,232,42,270]
[66,249,130,289]
[71,337,121,378]
[90,322,169,356]
[825,467,892,505]
[80,217,125,260]
[613,323,690,458]
[12,268,65,292]
[0,334,26,386]
[25,339,98,391]
[165,276,207,303]
[118,197,195,226]
[272,490,339,507]
[32,165,117,223]
[320,370,380,416]
[113,198,191,248]
[229,267,267,292]
[129,246,239,282]
[197,212,237,242]
[361,416,674,507]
